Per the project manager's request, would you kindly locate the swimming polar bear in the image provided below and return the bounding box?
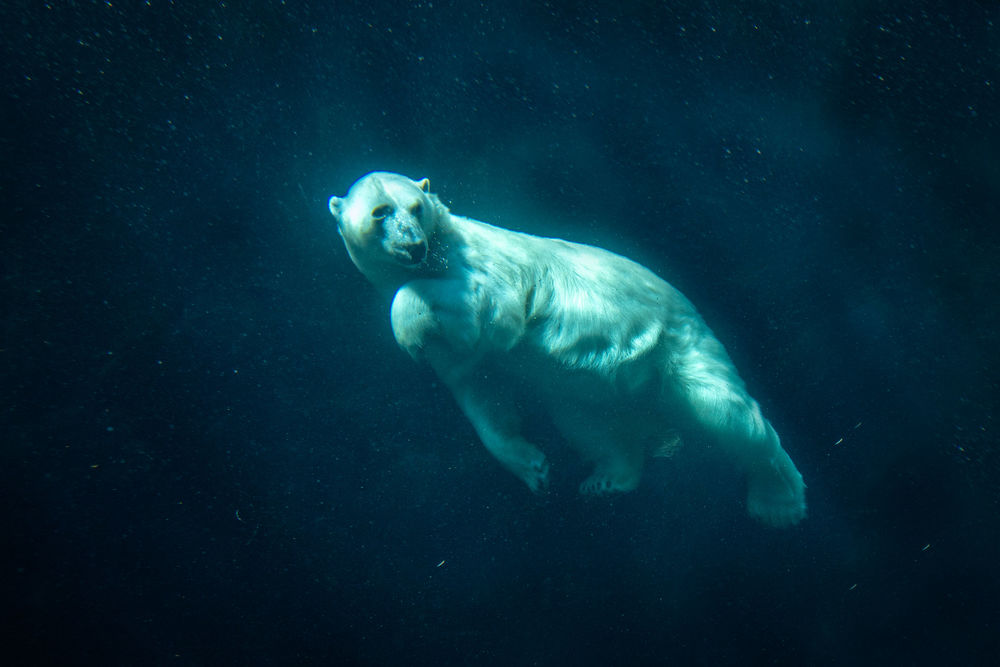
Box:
[329,172,806,527]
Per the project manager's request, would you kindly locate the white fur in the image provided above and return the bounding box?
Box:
[330,172,807,526]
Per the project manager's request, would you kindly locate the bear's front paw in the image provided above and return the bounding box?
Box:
[522,457,550,494]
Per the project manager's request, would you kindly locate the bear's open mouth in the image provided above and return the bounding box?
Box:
[398,242,427,265]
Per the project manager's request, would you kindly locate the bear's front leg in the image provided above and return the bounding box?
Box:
[391,277,545,491]
[447,378,550,493]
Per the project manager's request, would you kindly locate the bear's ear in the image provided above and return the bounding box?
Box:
[328,196,343,223]
[416,178,430,193]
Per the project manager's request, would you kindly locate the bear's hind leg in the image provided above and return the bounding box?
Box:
[700,400,805,526]
[744,439,807,527]
[674,343,806,526]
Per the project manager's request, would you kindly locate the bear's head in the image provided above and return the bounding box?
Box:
[329,172,446,288]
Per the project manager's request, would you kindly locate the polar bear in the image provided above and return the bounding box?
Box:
[329,172,806,527]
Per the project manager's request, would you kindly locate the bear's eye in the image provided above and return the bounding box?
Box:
[409,202,422,217]
[371,204,393,220]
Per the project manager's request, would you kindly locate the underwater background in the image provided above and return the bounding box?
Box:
[3,1,999,664]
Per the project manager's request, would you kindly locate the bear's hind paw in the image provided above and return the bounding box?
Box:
[579,473,638,496]
[746,453,807,528]
[747,495,807,528]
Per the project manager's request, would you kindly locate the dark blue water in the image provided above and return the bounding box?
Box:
[3,1,998,664]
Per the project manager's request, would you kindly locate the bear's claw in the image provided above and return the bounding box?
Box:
[579,474,625,495]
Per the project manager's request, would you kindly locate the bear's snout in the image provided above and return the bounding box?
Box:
[383,214,428,266]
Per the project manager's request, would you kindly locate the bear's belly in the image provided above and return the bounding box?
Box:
[480,343,677,426]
